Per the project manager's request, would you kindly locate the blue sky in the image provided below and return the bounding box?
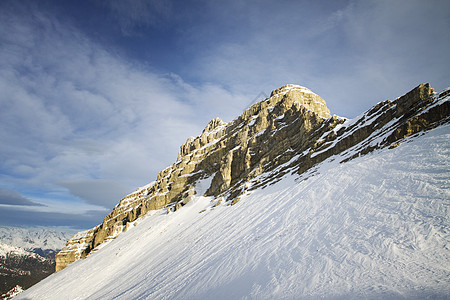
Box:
[0,0,449,229]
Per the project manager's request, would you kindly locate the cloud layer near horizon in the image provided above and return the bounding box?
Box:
[0,0,448,228]
[0,188,43,206]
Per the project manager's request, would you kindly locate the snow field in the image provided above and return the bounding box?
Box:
[18,125,450,299]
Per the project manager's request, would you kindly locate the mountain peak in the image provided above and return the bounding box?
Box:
[53,83,449,274]
[267,84,331,119]
[22,83,450,300]
[269,84,316,97]
[203,117,226,133]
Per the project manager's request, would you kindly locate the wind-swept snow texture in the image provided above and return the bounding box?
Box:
[19,125,449,299]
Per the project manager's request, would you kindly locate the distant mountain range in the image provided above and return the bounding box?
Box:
[0,227,76,257]
[0,227,76,298]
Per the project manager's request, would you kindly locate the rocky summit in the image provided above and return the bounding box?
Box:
[56,83,449,272]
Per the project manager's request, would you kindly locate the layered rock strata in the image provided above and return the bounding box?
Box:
[56,83,449,272]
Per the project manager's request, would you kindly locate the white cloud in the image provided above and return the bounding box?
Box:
[181,0,449,117]
[58,180,131,209]
[0,188,43,206]
[0,2,252,212]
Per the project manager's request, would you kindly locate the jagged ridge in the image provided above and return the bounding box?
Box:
[56,83,450,272]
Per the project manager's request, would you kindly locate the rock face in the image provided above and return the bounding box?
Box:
[54,226,99,272]
[55,83,450,272]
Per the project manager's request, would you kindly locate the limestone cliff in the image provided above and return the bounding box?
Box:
[56,83,449,272]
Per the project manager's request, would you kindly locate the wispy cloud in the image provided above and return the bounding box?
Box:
[0,205,106,229]
[0,188,44,206]
[58,180,131,209]
[318,0,450,115]
[179,0,450,117]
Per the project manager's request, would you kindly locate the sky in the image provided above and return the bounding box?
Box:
[0,0,449,230]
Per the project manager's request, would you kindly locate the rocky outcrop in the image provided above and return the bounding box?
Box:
[269,84,331,118]
[55,83,449,272]
[55,226,99,272]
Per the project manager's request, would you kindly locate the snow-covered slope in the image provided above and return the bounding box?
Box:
[18,124,450,299]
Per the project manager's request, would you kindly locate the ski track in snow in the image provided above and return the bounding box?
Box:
[18,125,450,300]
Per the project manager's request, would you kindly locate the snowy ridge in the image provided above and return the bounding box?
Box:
[0,227,76,252]
[0,243,43,260]
[18,124,450,299]
[270,84,318,97]
[420,87,450,115]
